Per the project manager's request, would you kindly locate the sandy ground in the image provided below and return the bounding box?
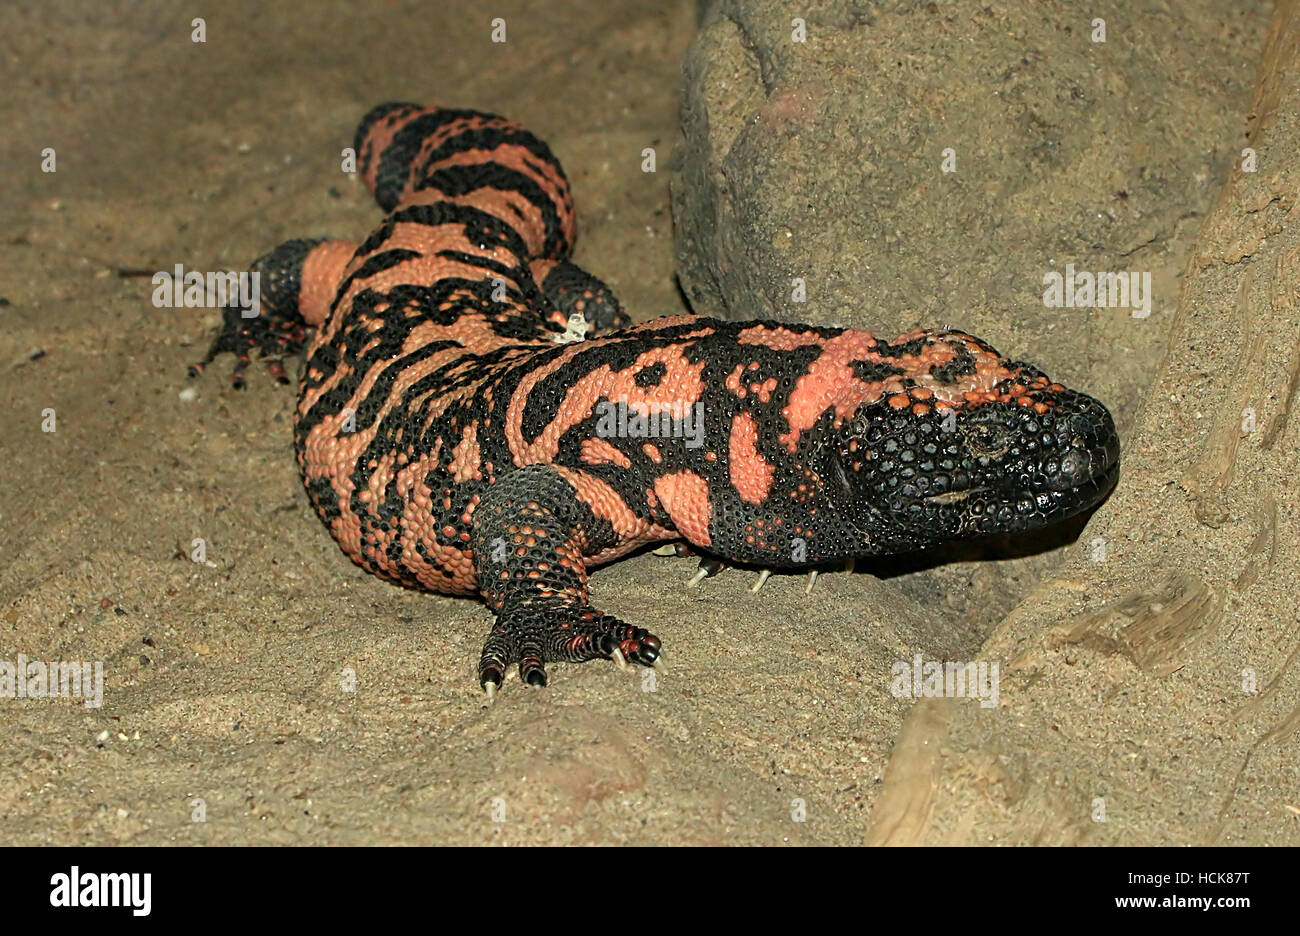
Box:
[0,0,1294,845]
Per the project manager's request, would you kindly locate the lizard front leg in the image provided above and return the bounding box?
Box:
[470,465,661,692]
[188,237,357,387]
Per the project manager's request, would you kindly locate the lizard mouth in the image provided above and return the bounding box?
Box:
[922,443,1120,511]
[1065,454,1121,501]
[924,422,1122,509]
[924,488,982,505]
[922,456,1120,511]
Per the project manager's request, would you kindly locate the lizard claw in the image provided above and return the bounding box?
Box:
[751,569,772,592]
[686,555,727,588]
[477,607,661,694]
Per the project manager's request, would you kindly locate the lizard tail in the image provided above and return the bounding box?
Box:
[352,101,579,261]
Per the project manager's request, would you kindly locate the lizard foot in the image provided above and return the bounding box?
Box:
[188,237,346,389]
[187,301,305,389]
[477,605,661,692]
[537,259,630,335]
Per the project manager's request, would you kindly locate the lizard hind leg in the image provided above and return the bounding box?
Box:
[532,258,630,336]
[188,237,357,388]
[471,465,661,690]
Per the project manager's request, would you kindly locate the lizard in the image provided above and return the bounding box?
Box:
[191,102,1121,695]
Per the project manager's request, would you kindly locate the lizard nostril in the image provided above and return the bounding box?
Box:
[1053,449,1090,488]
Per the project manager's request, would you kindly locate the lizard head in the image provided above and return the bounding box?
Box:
[821,329,1120,554]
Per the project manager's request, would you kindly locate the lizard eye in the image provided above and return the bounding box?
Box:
[850,414,868,437]
[965,422,1009,458]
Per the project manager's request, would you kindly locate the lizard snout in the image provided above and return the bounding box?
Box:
[1045,400,1120,492]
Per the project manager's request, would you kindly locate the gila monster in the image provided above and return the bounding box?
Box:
[192,103,1121,694]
